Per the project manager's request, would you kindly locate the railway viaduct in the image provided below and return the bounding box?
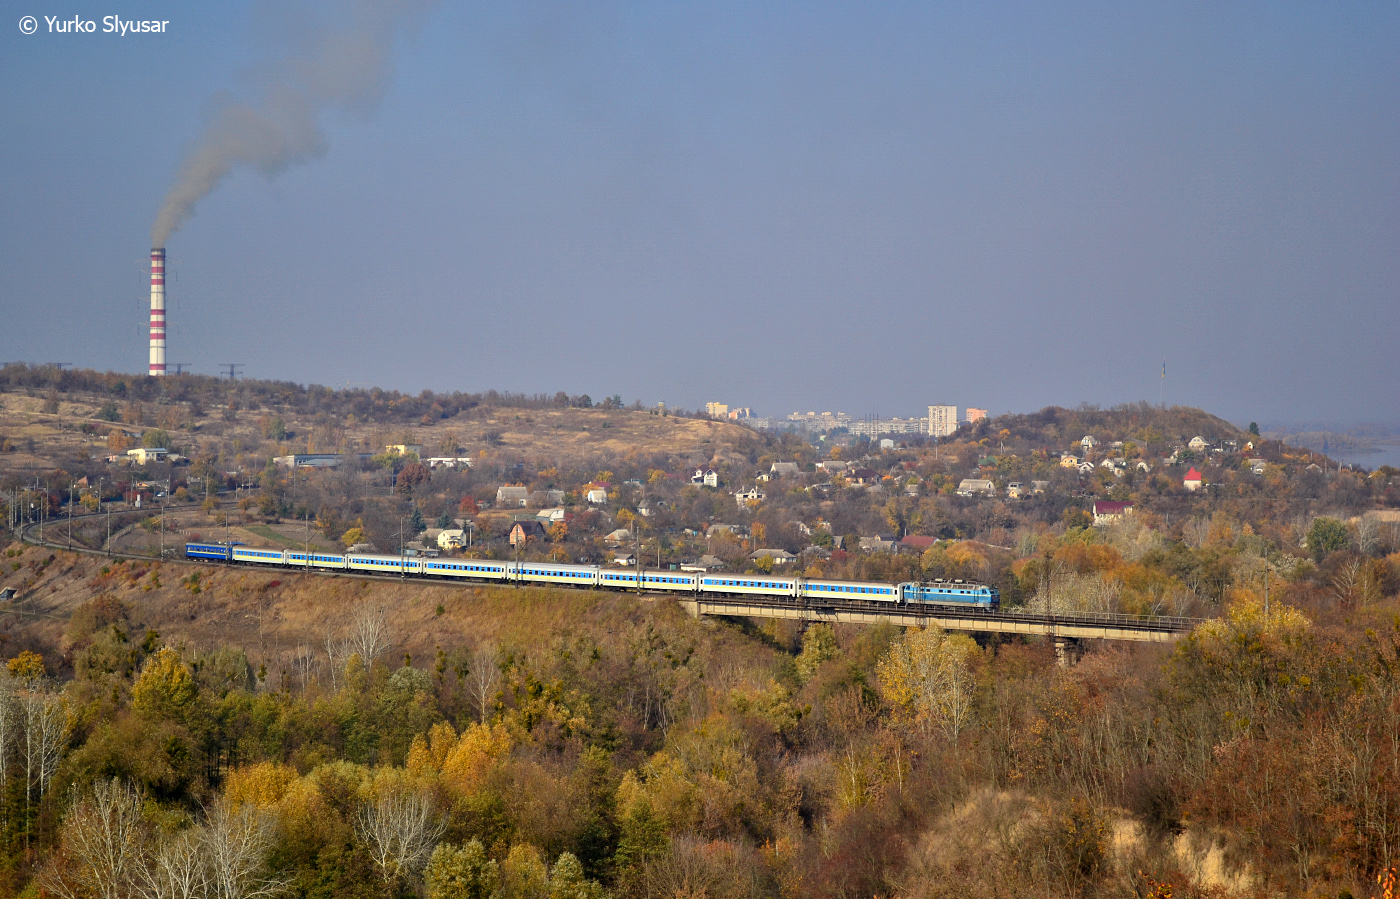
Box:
[14,509,1200,662]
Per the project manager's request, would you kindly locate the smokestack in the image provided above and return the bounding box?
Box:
[149,248,166,377]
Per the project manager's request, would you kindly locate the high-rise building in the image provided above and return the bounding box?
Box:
[704,402,729,418]
[927,405,958,438]
[966,408,988,424]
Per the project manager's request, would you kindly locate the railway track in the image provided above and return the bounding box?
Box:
[12,509,1203,642]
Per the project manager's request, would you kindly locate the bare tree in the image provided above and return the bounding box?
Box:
[1333,559,1381,609]
[357,789,443,883]
[291,645,318,694]
[324,630,351,690]
[0,673,18,796]
[349,602,392,667]
[1357,515,1385,556]
[202,799,286,899]
[467,642,501,723]
[21,681,68,843]
[40,779,148,899]
[138,830,208,899]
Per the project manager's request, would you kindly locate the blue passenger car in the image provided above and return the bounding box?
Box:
[185,542,233,561]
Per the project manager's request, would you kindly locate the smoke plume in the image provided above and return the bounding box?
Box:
[152,0,433,246]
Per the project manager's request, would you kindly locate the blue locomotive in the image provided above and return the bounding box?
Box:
[184,542,999,610]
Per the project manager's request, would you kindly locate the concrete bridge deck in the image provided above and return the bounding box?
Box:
[680,596,1197,643]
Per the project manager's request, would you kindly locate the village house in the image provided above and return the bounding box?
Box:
[749,548,798,565]
[509,520,547,547]
[899,535,937,553]
[535,507,566,524]
[735,486,766,506]
[436,529,466,550]
[770,462,800,478]
[274,453,347,469]
[496,485,529,508]
[1092,501,1135,525]
[126,447,168,465]
[1183,467,1204,491]
[957,478,997,497]
[424,457,473,469]
[860,534,898,552]
[1188,436,1208,451]
[585,485,609,504]
[691,469,719,488]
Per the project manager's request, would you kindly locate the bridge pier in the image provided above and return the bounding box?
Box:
[1053,637,1083,667]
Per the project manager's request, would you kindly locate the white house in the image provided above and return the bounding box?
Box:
[735,487,765,506]
[1188,436,1208,451]
[1081,435,1099,450]
[585,487,609,504]
[691,469,719,488]
[536,507,566,523]
[436,529,466,550]
[425,457,473,469]
[127,447,168,465]
[956,478,997,497]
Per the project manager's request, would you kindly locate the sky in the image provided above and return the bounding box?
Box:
[1,1,1397,427]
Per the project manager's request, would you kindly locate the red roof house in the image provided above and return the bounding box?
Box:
[1183,468,1203,492]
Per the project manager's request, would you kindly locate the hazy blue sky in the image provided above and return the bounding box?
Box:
[2,1,1397,426]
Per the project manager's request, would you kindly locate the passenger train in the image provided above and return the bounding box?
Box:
[185,542,1000,609]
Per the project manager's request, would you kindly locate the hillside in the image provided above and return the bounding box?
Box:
[0,540,721,681]
[959,402,1250,451]
[0,365,761,480]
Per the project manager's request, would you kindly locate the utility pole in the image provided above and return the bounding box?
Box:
[305,511,311,572]
[67,483,74,548]
[398,518,407,579]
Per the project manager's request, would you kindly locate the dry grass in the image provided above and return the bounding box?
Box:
[0,540,718,682]
[0,385,760,480]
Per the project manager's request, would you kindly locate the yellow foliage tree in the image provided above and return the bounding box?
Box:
[131,647,198,720]
[439,722,513,796]
[877,627,979,741]
[7,650,45,681]
[406,721,459,779]
[224,761,299,810]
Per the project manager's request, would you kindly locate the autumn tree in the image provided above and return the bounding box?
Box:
[425,840,500,899]
[877,627,979,741]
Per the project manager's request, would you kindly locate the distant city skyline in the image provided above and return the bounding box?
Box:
[2,2,1396,426]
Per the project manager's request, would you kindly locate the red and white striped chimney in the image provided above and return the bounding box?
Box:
[149,247,166,376]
